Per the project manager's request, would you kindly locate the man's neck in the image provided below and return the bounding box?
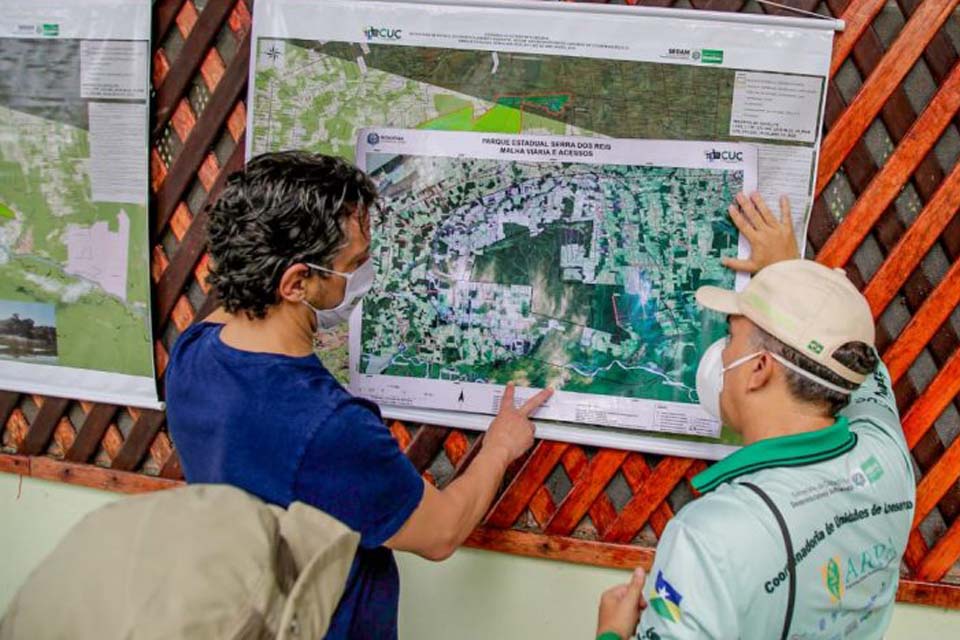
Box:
[738,397,836,446]
[218,305,315,357]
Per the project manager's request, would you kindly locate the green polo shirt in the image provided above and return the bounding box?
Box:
[636,362,915,640]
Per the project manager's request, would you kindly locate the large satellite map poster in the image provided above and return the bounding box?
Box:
[249,0,836,457]
[350,131,757,441]
[0,1,157,408]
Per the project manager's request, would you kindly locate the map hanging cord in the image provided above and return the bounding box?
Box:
[753,0,833,21]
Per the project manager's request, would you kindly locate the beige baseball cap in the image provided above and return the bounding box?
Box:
[695,259,876,385]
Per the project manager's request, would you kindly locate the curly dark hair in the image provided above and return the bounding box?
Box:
[206,151,378,318]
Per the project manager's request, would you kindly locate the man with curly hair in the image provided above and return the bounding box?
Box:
[165,151,551,639]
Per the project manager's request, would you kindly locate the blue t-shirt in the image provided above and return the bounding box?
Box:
[165,322,424,639]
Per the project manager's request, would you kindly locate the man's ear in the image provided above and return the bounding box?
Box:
[746,352,775,392]
[277,263,311,303]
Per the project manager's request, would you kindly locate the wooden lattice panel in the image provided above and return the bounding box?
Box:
[1,0,959,608]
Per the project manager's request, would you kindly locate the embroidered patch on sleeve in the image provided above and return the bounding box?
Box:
[649,570,683,622]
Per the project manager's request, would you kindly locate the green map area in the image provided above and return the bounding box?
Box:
[361,154,740,408]
[251,38,741,387]
[252,39,737,161]
[0,39,151,375]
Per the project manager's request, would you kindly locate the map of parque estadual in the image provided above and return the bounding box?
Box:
[360,153,742,403]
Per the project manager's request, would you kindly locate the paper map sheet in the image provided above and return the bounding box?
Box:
[249,0,835,456]
[350,129,757,438]
[0,0,157,408]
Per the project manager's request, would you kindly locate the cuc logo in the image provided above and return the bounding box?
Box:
[704,149,744,162]
[364,26,402,40]
[367,132,380,145]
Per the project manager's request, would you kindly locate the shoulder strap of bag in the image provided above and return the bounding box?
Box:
[740,481,795,640]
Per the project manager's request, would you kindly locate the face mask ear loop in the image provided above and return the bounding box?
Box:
[722,351,763,374]
[767,352,854,395]
[306,262,350,280]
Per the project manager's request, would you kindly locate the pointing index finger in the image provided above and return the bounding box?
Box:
[501,383,516,410]
[519,387,553,417]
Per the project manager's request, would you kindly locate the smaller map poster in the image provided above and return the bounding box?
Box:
[0,0,157,407]
[351,129,757,442]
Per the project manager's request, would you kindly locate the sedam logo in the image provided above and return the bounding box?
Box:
[704,149,744,162]
[364,26,402,40]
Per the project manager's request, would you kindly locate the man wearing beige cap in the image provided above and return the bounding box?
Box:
[595,194,915,640]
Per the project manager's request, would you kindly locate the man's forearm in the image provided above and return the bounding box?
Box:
[439,442,512,547]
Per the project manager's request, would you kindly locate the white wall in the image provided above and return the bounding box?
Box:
[2,473,958,638]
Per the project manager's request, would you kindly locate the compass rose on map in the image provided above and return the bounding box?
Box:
[266,45,283,62]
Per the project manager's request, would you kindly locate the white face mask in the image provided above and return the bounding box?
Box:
[695,336,854,421]
[303,259,375,331]
[695,338,762,421]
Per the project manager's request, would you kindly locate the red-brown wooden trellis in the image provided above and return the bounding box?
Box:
[1,0,959,608]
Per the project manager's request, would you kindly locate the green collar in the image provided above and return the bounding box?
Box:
[692,416,857,494]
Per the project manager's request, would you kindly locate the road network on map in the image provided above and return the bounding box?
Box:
[251,38,738,379]
[0,39,150,375]
[359,153,742,403]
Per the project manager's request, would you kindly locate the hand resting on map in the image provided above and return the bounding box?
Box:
[721,192,800,273]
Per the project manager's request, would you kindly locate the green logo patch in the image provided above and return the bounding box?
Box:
[807,340,824,354]
[821,556,844,604]
[701,49,724,64]
[38,23,59,37]
[862,455,884,483]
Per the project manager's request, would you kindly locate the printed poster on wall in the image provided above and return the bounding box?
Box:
[0,0,158,408]
[248,0,838,458]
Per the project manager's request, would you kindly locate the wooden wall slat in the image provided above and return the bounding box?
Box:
[466,525,655,570]
[830,0,887,78]
[544,449,628,535]
[897,0,960,131]
[905,528,930,573]
[64,404,119,463]
[154,31,250,234]
[863,162,960,317]
[817,60,960,268]
[884,258,960,386]
[558,447,620,537]
[912,414,960,535]
[110,411,167,472]
[29,457,182,494]
[0,392,19,431]
[486,441,569,528]
[405,425,450,473]
[898,579,960,608]
[528,485,559,528]
[0,453,29,475]
[159,449,184,479]
[156,141,245,322]
[918,516,960,581]
[449,434,485,484]
[154,0,190,52]
[621,454,675,536]
[604,458,693,543]
[849,15,960,261]
[17,397,71,456]
[815,0,959,196]
[154,0,238,136]
[442,431,470,466]
[903,350,960,450]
